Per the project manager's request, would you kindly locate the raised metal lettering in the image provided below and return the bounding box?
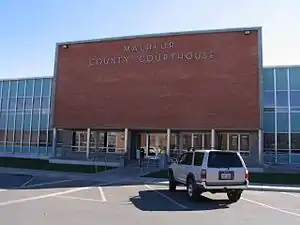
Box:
[124,45,131,52]
[185,52,193,60]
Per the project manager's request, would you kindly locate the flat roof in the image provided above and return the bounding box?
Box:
[57,26,262,46]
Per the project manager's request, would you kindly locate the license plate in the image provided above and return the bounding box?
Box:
[219,171,233,180]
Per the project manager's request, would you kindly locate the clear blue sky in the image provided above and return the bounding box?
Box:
[0,0,299,79]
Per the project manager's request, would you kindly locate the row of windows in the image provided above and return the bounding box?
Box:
[263,112,300,132]
[264,133,300,150]
[0,78,52,98]
[0,97,51,111]
[0,113,51,130]
[0,130,53,147]
[263,67,300,91]
[264,90,300,108]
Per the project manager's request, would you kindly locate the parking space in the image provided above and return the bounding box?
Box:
[0,174,300,225]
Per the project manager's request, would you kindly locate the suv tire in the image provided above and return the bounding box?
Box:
[227,190,242,203]
[168,170,177,192]
[187,177,199,201]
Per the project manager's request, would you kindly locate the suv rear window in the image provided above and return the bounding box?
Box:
[207,152,243,168]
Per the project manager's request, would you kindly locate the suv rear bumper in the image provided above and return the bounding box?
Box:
[196,180,249,190]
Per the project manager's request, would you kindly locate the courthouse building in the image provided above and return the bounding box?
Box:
[0,26,299,167]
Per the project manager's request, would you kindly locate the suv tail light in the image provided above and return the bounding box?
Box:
[200,169,207,180]
[245,170,249,180]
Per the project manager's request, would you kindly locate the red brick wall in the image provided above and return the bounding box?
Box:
[53,29,261,130]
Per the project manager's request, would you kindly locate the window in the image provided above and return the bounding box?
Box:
[264,91,275,107]
[207,152,242,168]
[15,114,22,129]
[33,97,41,110]
[277,112,289,132]
[17,80,26,97]
[41,97,49,109]
[277,133,289,150]
[193,134,202,149]
[276,91,288,107]
[240,135,250,151]
[30,131,38,147]
[2,81,9,97]
[34,79,42,97]
[182,134,192,150]
[25,79,34,96]
[204,133,211,149]
[42,78,52,96]
[290,91,300,108]
[14,131,21,146]
[16,98,24,111]
[7,115,14,130]
[229,134,238,150]
[8,98,17,110]
[291,133,300,150]
[1,98,8,111]
[31,113,39,130]
[289,67,300,91]
[275,68,288,90]
[25,97,33,110]
[263,112,275,132]
[263,68,274,91]
[9,81,18,98]
[194,152,204,166]
[291,113,300,132]
[264,133,275,149]
[179,152,193,165]
[217,133,227,150]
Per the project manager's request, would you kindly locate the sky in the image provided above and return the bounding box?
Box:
[0,0,299,79]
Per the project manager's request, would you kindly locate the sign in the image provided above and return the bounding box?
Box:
[88,40,216,66]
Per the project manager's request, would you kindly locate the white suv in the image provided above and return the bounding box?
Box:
[168,150,249,202]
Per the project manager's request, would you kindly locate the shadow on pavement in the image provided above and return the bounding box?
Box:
[129,189,231,212]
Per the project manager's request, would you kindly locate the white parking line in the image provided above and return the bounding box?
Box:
[281,192,300,197]
[241,197,300,217]
[55,195,104,202]
[0,186,93,207]
[24,179,74,188]
[20,176,36,188]
[144,184,188,209]
[0,189,7,192]
[97,186,107,202]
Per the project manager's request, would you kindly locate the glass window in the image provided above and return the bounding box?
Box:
[25,97,33,110]
[208,152,242,168]
[290,91,300,107]
[31,113,39,130]
[23,113,31,130]
[22,131,30,145]
[8,98,17,110]
[33,97,41,110]
[181,152,193,165]
[264,91,275,107]
[263,68,274,91]
[14,131,21,146]
[291,133,300,150]
[47,130,53,147]
[42,78,52,96]
[15,114,22,129]
[25,79,34,96]
[34,79,42,97]
[6,131,13,143]
[2,81,9,98]
[0,131,5,143]
[277,133,289,150]
[38,131,47,147]
[291,113,300,132]
[41,97,49,109]
[0,114,7,129]
[204,133,211,149]
[217,133,227,150]
[194,152,204,166]
[277,112,289,132]
[1,98,8,111]
[264,133,275,149]
[193,134,202,149]
[40,114,48,129]
[7,114,14,130]
[183,134,192,150]
[229,134,238,150]
[240,134,250,151]
[30,131,38,146]
[289,67,300,91]
[16,98,24,112]
[276,91,288,107]
[9,81,18,97]
[17,80,26,97]
[275,68,288,90]
[263,112,275,132]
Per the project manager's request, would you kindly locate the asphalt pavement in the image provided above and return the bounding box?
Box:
[0,173,300,225]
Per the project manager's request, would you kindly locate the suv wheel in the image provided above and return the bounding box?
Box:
[168,171,177,192]
[227,190,242,203]
[187,177,199,201]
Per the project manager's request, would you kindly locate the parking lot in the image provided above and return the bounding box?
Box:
[0,173,300,225]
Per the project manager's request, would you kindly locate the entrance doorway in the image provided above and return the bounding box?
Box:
[140,133,166,158]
